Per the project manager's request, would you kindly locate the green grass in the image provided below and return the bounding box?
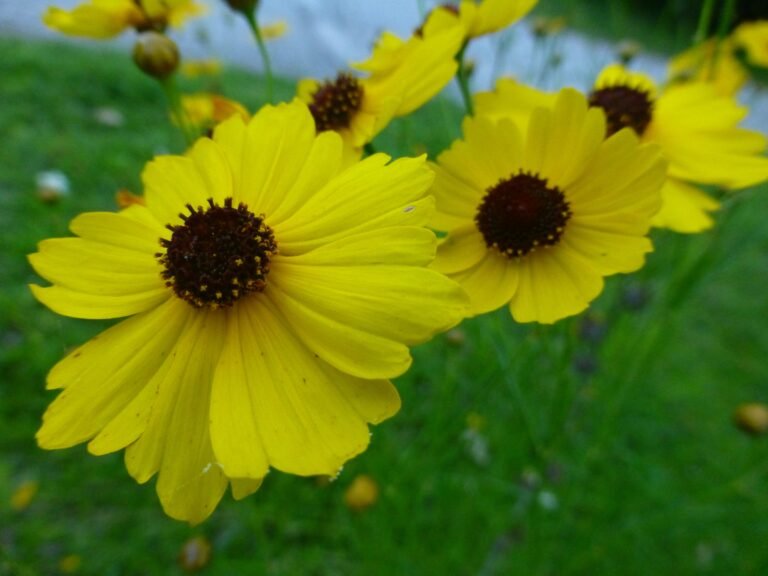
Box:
[2,32,768,576]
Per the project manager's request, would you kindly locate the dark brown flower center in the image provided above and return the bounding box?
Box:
[308,73,363,132]
[157,198,277,309]
[475,172,571,258]
[588,85,653,137]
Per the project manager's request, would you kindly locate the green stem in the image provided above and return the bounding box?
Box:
[160,76,196,146]
[244,10,274,103]
[455,43,474,117]
[693,0,717,45]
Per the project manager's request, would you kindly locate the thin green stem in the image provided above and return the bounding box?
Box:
[160,76,196,146]
[455,43,474,117]
[244,10,274,103]
[693,0,717,45]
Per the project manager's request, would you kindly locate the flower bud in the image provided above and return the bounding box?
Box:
[133,32,179,79]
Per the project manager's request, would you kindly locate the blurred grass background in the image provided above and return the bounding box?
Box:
[3,0,768,573]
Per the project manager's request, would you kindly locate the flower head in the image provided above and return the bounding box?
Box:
[592,65,768,232]
[298,17,464,157]
[43,0,205,39]
[431,89,665,323]
[476,66,768,233]
[29,101,468,523]
[180,93,250,136]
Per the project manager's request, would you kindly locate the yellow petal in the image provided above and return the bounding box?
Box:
[651,179,719,233]
[276,155,433,253]
[231,477,264,500]
[450,250,520,316]
[36,298,191,450]
[213,297,399,476]
[509,247,603,324]
[30,284,170,319]
[433,224,488,274]
[143,155,215,228]
[239,101,317,215]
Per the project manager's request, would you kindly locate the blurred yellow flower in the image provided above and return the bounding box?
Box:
[432,89,665,324]
[298,14,464,158]
[180,93,250,135]
[10,480,39,511]
[29,101,468,524]
[43,0,205,39]
[734,20,768,68]
[344,474,379,511]
[592,65,768,233]
[260,20,288,41]
[58,554,82,574]
[425,0,538,40]
[668,38,748,97]
[180,59,223,78]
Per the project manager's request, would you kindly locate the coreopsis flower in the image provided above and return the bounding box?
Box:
[180,58,223,78]
[667,38,748,97]
[476,66,768,233]
[297,18,463,158]
[28,101,468,524]
[43,0,204,39]
[590,64,768,233]
[180,93,250,135]
[424,0,538,40]
[431,89,665,324]
[734,20,768,68]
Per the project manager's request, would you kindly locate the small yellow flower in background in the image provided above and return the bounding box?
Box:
[180,93,250,135]
[734,20,768,68]
[43,0,205,39]
[428,0,538,40]
[260,20,288,41]
[431,89,665,324]
[668,38,748,97]
[29,101,468,524]
[58,554,82,574]
[115,189,145,208]
[10,480,39,511]
[180,59,223,78]
[344,474,379,511]
[178,536,212,572]
[733,403,768,436]
[297,14,464,159]
[591,64,768,233]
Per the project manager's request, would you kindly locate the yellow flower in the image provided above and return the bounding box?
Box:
[667,38,748,97]
[344,474,379,511]
[43,0,204,39]
[298,16,464,157]
[432,89,665,324]
[28,101,468,524]
[476,66,768,233]
[593,65,768,233]
[734,20,768,68]
[425,0,538,39]
[260,20,288,41]
[10,480,39,511]
[180,93,250,134]
[180,59,223,78]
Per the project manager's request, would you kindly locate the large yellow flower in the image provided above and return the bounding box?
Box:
[297,17,464,157]
[29,101,468,524]
[43,0,204,39]
[475,66,768,233]
[431,89,665,324]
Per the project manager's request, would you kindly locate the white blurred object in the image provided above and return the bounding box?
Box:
[36,170,70,203]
